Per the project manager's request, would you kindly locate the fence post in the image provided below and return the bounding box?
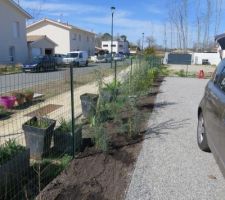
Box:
[69,63,76,158]
[114,60,117,83]
[131,57,133,75]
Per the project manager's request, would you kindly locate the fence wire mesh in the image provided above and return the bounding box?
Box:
[0,56,162,199]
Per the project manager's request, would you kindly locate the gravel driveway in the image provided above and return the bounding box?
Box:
[125,77,225,200]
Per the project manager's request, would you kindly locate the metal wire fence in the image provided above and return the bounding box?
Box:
[0,55,162,199]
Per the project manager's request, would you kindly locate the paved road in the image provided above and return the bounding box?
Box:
[126,77,225,200]
[0,62,126,94]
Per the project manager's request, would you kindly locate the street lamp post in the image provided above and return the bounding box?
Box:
[142,32,144,52]
[111,6,115,69]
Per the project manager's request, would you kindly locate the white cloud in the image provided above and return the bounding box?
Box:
[20,0,105,15]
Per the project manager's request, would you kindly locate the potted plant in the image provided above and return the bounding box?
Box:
[22,116,56,159]
[24,89,34,102]
[80,93,99,118]
[0,139,30,195]
[54,119,82,154]
[0,96,16,109]
[12,92,25,106]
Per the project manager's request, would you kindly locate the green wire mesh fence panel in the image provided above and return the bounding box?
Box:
[0,56,136,199]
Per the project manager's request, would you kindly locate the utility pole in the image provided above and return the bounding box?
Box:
[110,6,115,68]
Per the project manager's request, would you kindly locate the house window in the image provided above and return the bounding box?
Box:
[9,46,15,62]
[119,45,123,48]
[103,44,108,47]
[12,22,20,38]
[79,34,81,41]
[112,45,116,47]
[73,33,77,40]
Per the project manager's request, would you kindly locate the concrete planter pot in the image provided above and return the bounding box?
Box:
[24,92,34,102]
[22,117,56,159]
[12,92,25,106]
[80,93,98,118]
[54,125,82,155]
[0,149,30,196]
[0,96,16,109]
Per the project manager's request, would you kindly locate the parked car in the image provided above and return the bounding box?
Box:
[95,54,112,63]
[22,56,56,72]
[62,51,88,67]
[53,54,66,66]
[197,58,225,177]
[113,53,125,61]
[202,59,210,65]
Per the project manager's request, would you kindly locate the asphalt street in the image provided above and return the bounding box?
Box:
[0,62,118,93]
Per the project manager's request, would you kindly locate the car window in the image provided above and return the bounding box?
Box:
[217,67,225,92]
[79,53,83,58]
[213,59,225,84]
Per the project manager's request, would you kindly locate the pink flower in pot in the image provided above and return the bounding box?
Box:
[0,96,16,109]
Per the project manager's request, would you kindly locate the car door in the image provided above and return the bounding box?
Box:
[213,68,225,164]
[204,61,225,162]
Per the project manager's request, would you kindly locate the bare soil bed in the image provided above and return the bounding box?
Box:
[37,78,163,200]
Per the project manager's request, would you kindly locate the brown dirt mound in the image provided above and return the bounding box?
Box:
[37,144,141,200]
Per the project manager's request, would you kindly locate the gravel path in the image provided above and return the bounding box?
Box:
[125,77,225,200]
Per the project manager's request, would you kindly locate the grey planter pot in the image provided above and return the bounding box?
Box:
[0,149,30,196]
[54,125,82,155]
[22,117,56,159]
[80,93,98,118]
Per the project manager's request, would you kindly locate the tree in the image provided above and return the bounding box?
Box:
[144,47,156,56]
[145,36,156,48]
[120,35,127,42]
[101,33,111,41]
[136,39,141,49]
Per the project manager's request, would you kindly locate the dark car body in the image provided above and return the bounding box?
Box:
[197,58,225,177]
[22,56,56,72]
[95,54,112,63]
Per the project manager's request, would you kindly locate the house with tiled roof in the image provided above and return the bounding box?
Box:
[0,0,32,64]
[27,18,95,56]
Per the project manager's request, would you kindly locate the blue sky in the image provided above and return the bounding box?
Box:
[19,0,225,47]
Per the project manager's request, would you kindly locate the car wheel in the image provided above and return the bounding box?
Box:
[197,112,210,152]
[85,61,88,67]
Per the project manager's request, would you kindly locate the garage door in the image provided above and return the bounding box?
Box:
[168,53,192,65]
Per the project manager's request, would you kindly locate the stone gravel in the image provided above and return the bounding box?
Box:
[125,77,225,200]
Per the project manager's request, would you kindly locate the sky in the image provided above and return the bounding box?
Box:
[19,0,225,48]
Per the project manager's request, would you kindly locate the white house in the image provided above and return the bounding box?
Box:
[101,40,129,54]
[27,18,95,56]
[0,0,32,64]
[193,52,221,65]
[27,35,57,60]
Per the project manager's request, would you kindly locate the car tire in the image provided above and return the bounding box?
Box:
[85,61,88,67]
[197,112,210,152]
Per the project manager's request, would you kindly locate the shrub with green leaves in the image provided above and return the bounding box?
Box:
[0,139,26,165]
[176,69,186,77]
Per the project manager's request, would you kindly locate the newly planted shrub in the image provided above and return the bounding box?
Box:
[0,139,26,165]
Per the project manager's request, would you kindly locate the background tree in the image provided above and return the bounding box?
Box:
[101,33,112,41]
[144,47,156,56]
[145,36,156,48]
